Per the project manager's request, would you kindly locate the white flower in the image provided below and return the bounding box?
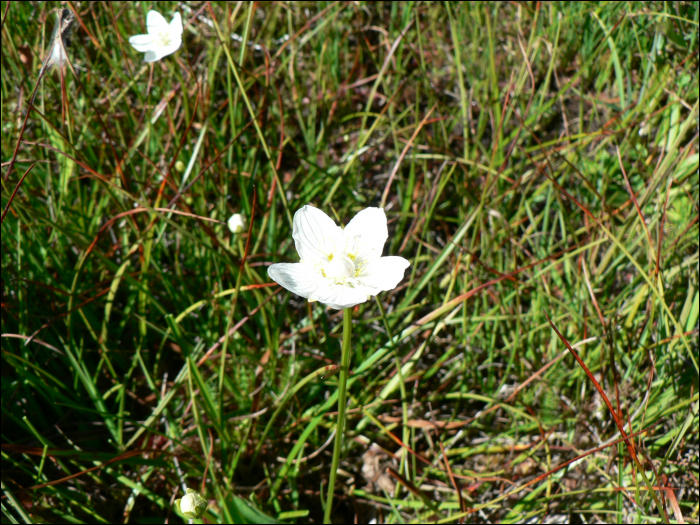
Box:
[228,213,246,234]
[268,206,410,310]
[128,10,183,63]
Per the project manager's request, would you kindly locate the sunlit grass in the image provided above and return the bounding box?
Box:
[2,2,698,523]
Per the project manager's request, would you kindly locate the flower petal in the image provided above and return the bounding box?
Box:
[143,50,162,63]
[292,205,343,263]
[146,10,169,34]
[143,40,181,62]
[268,262,319,300]
[356,256,410,293]
[343,207,388,263]
[128,34,153,52]
[169,12,183,39]
[312,283,370,310]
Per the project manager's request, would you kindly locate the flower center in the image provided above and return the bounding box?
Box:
[156,31,172,47]
[323,254,355,280]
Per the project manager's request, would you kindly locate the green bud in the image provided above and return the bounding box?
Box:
[175,160,186,173]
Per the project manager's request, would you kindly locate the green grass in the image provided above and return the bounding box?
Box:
[2,1,698,523]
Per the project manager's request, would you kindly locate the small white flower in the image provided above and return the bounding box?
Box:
[128,10,183,63]
[228,213,246,234]
[268,206,410,310]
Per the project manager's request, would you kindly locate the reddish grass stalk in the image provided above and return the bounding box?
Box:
[543,310,670,523]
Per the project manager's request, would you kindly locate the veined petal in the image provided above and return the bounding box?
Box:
[268,262,319,300]
[128,34,153,52]
[356,256,410,293]
[343,207,388,263]
[146,10,169,34]
[293,205,343,263]
[169,12,183,39]
[312,283,370,310]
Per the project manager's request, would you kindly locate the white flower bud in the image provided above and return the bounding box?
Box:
[175,488,207,519]
[228,213,246,234]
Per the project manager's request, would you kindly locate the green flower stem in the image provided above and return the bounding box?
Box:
[324,307,352,524]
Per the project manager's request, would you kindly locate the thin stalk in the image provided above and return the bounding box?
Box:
[324,307,352,524]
